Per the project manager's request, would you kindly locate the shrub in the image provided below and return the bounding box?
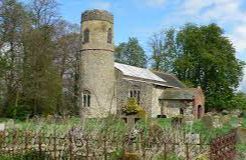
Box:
[6,104,32,120]
[122,98,146,117]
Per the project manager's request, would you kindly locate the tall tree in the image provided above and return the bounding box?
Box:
[0,0,28,112]
[115,37,147,68]
[55,21,80,114]
[21,0,62,115]
[174,23,245,110]
[22,26,61,115]
[28,0,59,28]
[149,28,177,72]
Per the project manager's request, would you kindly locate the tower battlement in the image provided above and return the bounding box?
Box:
[81,9,113,23]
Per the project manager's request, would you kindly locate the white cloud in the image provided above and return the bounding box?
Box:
[171,0,246,54]
[90,1,112,10]
[231,25,246,53]
[144,0,166,7]
[239,68,246,92]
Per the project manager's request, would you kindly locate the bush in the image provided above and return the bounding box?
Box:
[122,98,146,117]
[6,104,32,120]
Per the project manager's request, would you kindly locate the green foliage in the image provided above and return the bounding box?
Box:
[6,104,31,120]
[228,92,246,110]
[174,23,245,110]
[22,26,62,115]
[0,150,50,160]
[122,98,146,117]
[149,28,177,72]
[115,37,147,68]
[108,148,124,160]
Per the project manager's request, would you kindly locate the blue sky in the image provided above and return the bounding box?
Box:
[22,0,246,91]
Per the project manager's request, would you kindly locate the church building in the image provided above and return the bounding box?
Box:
[80,10,205,119]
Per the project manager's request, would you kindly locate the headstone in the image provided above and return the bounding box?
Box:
[213,115,222,128]
[6,119,14,129]
[236,127,246,144]
[221,115,230,125]
[202,115,213,129]
[231,109,241,117]
[183,102,195,122]
[0,123,5,131]
[185,133,200,144]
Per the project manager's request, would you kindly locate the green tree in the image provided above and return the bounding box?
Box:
[149,28,177,72]
[0,0,29,113]
[115,37,147,68]
[174,23,245,110]
[22,26,61,115]
[228,92,246,111]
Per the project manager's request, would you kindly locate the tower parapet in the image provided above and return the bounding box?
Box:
[82,9,113,23]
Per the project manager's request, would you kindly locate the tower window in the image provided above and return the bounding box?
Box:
[107,28,112,44]
[82,90,91,107]
[83,28,90,43]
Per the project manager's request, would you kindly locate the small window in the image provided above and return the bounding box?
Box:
[107,28,112,44]
[83,28,90,43]
[129,89,140,104]
[82,90,91,107]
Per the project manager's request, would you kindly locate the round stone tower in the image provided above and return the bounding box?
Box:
[80,10,116,118]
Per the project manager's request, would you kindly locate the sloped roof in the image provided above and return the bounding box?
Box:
[114,62,166,83]
[160,88,199,100]
[152,71,186,88]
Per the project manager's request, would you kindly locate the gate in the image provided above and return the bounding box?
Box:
[210,129,237,160]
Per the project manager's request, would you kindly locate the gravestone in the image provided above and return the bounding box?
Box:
[212,115,222,128]
[0,123,5,131]
[221,115,230,125]
[6,119,14,129]
[183,103,195,122]
[236,127,246,144]
[202,115,213,129]
[202,114,222,128]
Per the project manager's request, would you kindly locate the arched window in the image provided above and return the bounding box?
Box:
[107,28,112,44]
[83,28,90,43]
[129,86,140,104]
[82,90,91,107]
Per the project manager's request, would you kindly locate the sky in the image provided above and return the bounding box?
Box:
[22,0,246,92]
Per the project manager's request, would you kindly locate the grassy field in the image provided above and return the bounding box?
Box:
[0,115,244,143]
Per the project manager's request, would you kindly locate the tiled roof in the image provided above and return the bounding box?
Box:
[114,63,166,83]
[160,88,199,100]
[152,71,186,88]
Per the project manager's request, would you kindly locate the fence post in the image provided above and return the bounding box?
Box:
[185,143,189,160]
[103,136,107,160]
[54,135,57,160]
[85,136,89,160]
[68,131,73,160]
[164,143,167,160]
[0,131,4,155]
[38,132,42,158]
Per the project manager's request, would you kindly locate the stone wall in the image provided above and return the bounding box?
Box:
[151,87,163,117]
[162,100,186,117]
[115,70,153,116]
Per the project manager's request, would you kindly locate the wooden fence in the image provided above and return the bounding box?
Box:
[0,129,238,160]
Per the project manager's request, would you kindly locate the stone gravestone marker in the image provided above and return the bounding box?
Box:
[0,123,5,131]
[237,127,246,144]
[213,115,222,128]
[202,115,213,129]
